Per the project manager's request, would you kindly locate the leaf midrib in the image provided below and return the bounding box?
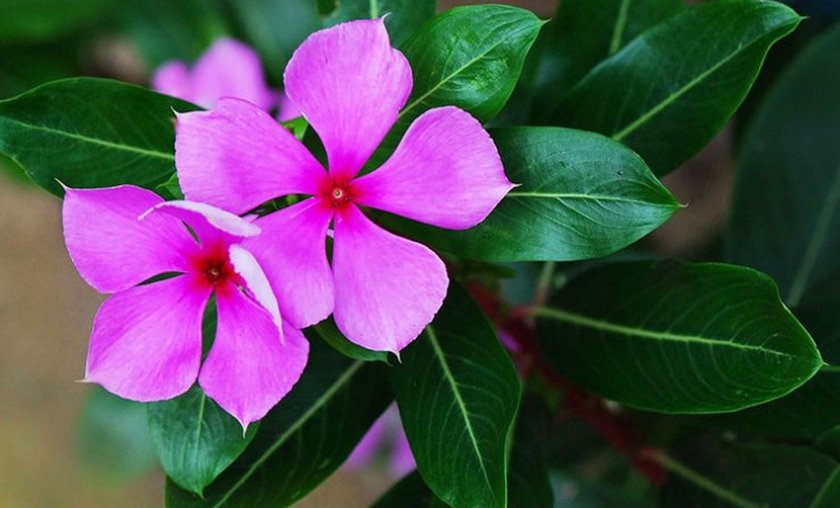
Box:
[533,306,806,360]
[610,17,796,141]
[810,465,840,508]
[508,191,674,207]
[0,116,174,160]
[211,361,364,508]
[425,326,499,505]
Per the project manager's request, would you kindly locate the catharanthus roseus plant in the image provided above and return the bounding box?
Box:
[3,0,839,507]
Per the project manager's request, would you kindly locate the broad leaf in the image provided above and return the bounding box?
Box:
[372,472,449,508]
[0,78,199,195]
[323,0,436,47]
[727,23,840,307]
[543,0,800,175]
[392,284,521,508]
[508,397,554,508]
[314,317,390,363]
[536,261,822,413]
[660,441,840,507]
[147,385,257,496]
[0,0,116,43]
[374,127,680,262]
[166,337,391,507]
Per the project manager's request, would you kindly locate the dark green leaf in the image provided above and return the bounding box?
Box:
[0,78,199,195]
[660,442,840,507]
[544,0,800,175]
[123,0,229,66]
[508,397,554,508]
[156,172,185,200]
[75,387,157,484]
[392,284,521,508]
[166,338,391,507]
[0,0,116,43]
[0,44,77,99]
[372,472,449,508]
[226,0,322,81]
[536,261,822,413]
[323,0,436,47]
[314,317,390,363]
[727,23,840,307]
[374,127,679,262]
[148,385,257,496]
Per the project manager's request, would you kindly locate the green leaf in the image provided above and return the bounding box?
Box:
[225,0,322,81]
[166,337,391,507]
[727,23,840,307]
[156,172,185,200]
[516,0,683,118]
[508,397,554,508]
[371,472,449,508]
[535,260,822,413]
[392,284,521,508]
[322,0,436,47]
[0,44,77,99]
[0,78,199,196]
[0,0,117,43]
[147,385,257,496]
[314,317,390,363]
[75,387,157,484]
[544,0,800,175]
[400,5,543,125]
[660,442,840,507]
[122,0,229,67]
[373,127,680,262]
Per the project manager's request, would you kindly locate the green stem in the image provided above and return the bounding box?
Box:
[534,261,556,306]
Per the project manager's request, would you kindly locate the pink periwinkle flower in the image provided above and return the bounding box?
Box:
[63,185,308,429]
[348,405,415,477]
[174,19,514,353]
[152,37,298,120]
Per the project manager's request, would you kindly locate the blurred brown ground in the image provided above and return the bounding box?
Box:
[0,0,734,506]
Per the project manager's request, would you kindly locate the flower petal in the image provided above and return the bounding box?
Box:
[355,106,514,230]
[142,200,260,246]
[85,274,210,401]
[241,199,334,328]
[228,244,281,327]
[332,205,448,353]
[63,185,194,293]
[200,283,309,430]
[175,98,326,214]
[152,61,192,101]
[191,38,275,110]
[284,18,412,180]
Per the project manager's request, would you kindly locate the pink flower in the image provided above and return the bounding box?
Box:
[152,37,299,120]
[63,185,308,429]
[174,19,514,352]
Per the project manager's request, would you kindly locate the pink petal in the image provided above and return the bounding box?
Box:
[332,205,448,353]
[347,411,388,469]
[190,38,274,110]
[228,244,281,326]
[85,274,210,401]
[284,19,412,180]
[241,199,334,328]
[200,283,309,430]
[355,106,513,230]
[142,200,260,246]
[62,185,194,293]
[175,98,326,215]
[391,422,416,477]
[152,61,193,101]
[276,91,301,122]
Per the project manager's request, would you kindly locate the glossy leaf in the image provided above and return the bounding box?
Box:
[660,442,840,507]
[0,0,116,43]
[166,337,391,507]
[374,127,680,262]
[322,0,436,47]
[544,0,800,175]
[392,284,521,508]
[508,397,554,508]
[147,385,257,496]
[727,23,840,307]
[535,261,822,413]
[372,472,449,508]
[0,78,199,195]
[314,317,390,363]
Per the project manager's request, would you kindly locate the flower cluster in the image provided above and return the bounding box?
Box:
[64,19,512,427]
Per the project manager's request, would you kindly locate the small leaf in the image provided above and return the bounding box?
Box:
[544,0,801,175]
[0,78,199,195]
[314,317,390,363]
[727,23,840,307]
[0,0,117,43]
[374,127,680,262]
[166,337,391,507]
[536,261,822,413]
[148,385,257,496]
[323,0,436,47]
[392,284,521,508]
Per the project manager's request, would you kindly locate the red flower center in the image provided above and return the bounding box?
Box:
[192,244,238,287]
[319,178,357,211]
